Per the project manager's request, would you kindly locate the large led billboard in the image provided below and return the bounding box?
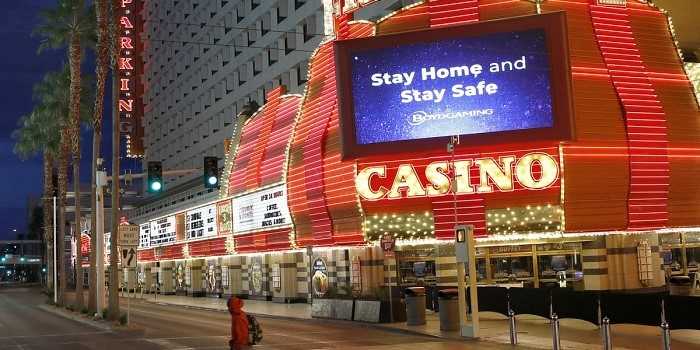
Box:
[336,12,573,158]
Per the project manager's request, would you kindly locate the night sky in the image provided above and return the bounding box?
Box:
[0,0,122,239]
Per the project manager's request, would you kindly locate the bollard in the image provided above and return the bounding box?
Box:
[601,317,612,350]
[508,309,518,345]
[551,313,561,350]
[661,321,671,350]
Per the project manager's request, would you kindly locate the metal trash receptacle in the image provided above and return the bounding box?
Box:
[438,288,460,331]
[405,287,426,325]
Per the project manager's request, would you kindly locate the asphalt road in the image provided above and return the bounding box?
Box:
[0,286,519,350]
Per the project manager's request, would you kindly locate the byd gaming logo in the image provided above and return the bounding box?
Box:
[408,109,494,126]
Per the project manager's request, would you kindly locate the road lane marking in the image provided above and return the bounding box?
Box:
[0,331,110,340]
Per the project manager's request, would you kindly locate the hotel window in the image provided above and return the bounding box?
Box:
[261,13,271,36]
[295,0,306,10]
[297,61,309,84]
[277,0,288,23]
[268,43,279,65]
[284,32,296,55]
[302,14,315,43]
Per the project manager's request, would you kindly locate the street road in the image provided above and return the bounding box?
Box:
[0,286,520,349]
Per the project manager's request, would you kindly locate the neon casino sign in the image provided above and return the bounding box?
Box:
[355,152,559,200]
[332,0,381,16]
[117,0,143,157]
[118,1,135,117]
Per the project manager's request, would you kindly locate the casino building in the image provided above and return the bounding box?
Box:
[130,0,700,302]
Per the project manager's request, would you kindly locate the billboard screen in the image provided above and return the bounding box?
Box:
[336,12,573,158]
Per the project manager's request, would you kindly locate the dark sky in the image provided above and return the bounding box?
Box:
[0,0,141,239]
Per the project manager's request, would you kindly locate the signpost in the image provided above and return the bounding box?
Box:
[118,219,138,325]
[455,224,479,338]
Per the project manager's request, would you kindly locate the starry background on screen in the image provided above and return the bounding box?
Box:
[350,29,554,145]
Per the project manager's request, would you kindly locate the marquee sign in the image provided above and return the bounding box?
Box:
[332,0,381,16]
[117,0,144,157]
[356,152,559,201]
[185,204,217,240]
[232,184,292,234]
[335,12,573,158]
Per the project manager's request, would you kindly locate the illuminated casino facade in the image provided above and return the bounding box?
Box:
[128,0,700,300]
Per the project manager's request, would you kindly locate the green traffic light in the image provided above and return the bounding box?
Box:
[150,181,162,191]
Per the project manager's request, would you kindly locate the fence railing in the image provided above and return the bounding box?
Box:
[460,286,700,330]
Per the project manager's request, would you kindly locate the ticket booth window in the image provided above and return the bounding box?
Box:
[660,232,700,277]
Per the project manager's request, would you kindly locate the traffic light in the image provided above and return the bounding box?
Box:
[203,157,219,188]
[147,161,163,193]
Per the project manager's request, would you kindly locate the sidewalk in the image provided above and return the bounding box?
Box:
[134,293,700,350]
[132,292,311,319]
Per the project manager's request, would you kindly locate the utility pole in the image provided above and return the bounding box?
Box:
[109,69,120,321]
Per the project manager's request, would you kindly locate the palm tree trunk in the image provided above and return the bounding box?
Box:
[58,132,69,306]
[43,153,54,292]
[89,0,109,314]
[69,3,85,310]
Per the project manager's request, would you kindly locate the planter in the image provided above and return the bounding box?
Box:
[354,300,381,323]
[311,299,355,320]
[354,300,406,323]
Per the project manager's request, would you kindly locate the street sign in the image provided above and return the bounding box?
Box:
[118,224,139,247]
[381,235,395,257]
[121,247,137,268]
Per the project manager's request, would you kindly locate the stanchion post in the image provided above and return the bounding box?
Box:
[661,321,671,350]
[601,317,612,350]
[551,313,561,350]
[660,298,671,350]
[508,309,518,345]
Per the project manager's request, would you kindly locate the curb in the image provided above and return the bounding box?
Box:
[37,304,113,332]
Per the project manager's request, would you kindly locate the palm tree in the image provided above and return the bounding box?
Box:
[12,111,59,294]
[17,67,94,306]
[88,0,109,314]
[35,0,95,310]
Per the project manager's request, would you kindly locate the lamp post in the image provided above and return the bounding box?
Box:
[53,195,57,304]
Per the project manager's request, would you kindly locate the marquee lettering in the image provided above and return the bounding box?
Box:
[425,161,450,196]
[118,57,134,70]
[120,16,133,28]
[355,166,388,200]
[119,99,133,112]
[475,156,515,193]
[120,37,134,49]
[356,152,559,200]
[387,164,425,199]
[120,78,130,91]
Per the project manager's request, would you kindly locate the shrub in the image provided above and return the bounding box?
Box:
[101,308,109,320]
[119,313,128,326]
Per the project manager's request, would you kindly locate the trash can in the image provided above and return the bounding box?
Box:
[405,287,426,325]
[438,288,460,331]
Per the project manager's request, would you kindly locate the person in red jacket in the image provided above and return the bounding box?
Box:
[227,296,249,350]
